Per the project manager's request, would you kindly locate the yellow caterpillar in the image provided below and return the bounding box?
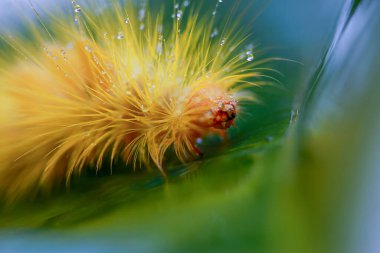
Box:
[0,0,266,200]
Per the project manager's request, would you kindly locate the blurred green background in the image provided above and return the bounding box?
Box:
[1,0,379,252]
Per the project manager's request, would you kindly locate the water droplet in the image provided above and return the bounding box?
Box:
[148,84,156,93]
[196,138,203,144]
[265,136,273,142]
[74,4,81,13]
[139,8,145,21]
[183,0,190,7]
[141,105,149,113]
[219,0,223,2]
[116,31,124,39]
[140,24,145,30]
[156,42,163,55]
[246,51,254,62]
[124,18,130,24]
[60,49,66,56]
[93,56,99,64]
[210,28,218,38]
[84,45,92,52]
[245,43,254,50]
[176,10,183,21]
[103,32,108,39]
[220,38,226,46]
[212,10,216,16]
[174,3,179,9]
[66,42,74,50]
[157,25,163,33]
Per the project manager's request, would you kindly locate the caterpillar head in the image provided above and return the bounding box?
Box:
[139,84,238,169]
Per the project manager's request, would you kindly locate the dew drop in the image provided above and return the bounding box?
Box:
[156,42,163,55]
[220,38,226,46]
[93,56,99,64]
[84,45,92,52]
[140,23,145,30]
[141,105,149,113]
[212,10,216,16]
[116,31,124,40]
[219,0,223,2]
[245,43,254,50]
[66,42,74,50]
[148,84,156,93]
[139,8,145,21]
[74,4,81,13]
[157,25,163,33]
[183,0,190,7]
[124,18,130,24]
[176,10,183,21]
[246,51,254,62]
[210,28,218,38]
[174,3,179,9]
[265,136,273,142]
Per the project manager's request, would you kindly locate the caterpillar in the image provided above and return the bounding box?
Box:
[0,0,267,201]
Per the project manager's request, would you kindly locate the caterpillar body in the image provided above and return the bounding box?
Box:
[0,0,265,200]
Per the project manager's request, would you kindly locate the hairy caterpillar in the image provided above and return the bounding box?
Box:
[0,0,268,200]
